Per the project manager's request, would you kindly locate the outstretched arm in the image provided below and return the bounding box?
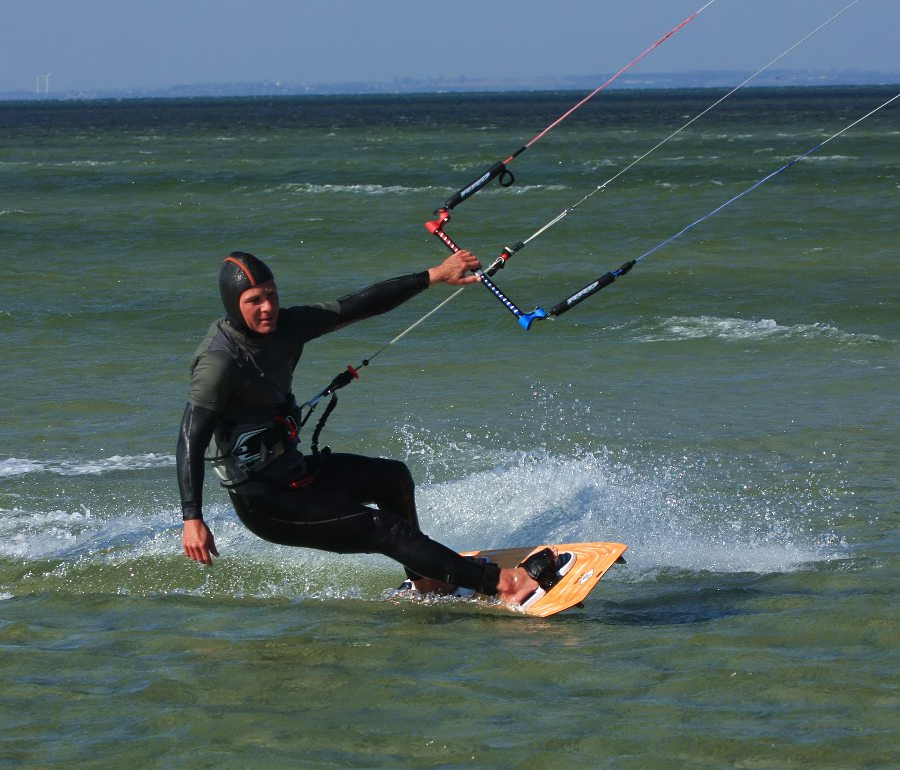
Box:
[336,250,482,326]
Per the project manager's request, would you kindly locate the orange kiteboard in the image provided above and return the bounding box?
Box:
[460,541,628,617]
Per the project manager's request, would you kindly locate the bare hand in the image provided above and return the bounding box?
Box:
[183,518,219,565]
[428,249,482,286]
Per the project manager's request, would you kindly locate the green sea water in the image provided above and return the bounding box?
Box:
[1,87,898,768]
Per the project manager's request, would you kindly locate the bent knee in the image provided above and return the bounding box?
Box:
[385,459,414,487]
[366,457,414,493]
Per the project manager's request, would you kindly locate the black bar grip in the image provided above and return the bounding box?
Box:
[550,260,636,317]
[442,161,511,211]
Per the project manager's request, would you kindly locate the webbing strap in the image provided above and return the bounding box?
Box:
[310,392,340,456]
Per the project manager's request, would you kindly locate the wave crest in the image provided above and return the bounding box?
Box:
[633,315,882,344]
[0,453,174,479]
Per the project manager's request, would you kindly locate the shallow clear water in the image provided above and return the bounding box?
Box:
[1,87,898,767]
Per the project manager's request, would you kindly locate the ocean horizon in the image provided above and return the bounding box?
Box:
[4,66,899,102]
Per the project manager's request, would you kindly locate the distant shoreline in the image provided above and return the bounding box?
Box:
[3,69,898,102]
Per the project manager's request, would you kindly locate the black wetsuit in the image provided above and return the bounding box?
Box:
[176,272,500,594]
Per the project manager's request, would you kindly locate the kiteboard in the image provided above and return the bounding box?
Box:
[399,541,627,618]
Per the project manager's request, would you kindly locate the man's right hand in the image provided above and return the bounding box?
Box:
[428,249,482,286]
[183,518,219,565]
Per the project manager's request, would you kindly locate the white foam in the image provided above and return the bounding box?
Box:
[0,453,174,478]
[1,443,845,592]
[634,315,882,344]
[276,182,418,196]
[417,447,843,577]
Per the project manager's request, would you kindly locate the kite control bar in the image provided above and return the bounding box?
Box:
[422,2,723,330]
[426,208,547,331]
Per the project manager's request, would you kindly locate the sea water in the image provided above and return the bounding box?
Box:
[1,88,897,767]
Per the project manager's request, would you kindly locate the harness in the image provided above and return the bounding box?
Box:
[207,410,305,489]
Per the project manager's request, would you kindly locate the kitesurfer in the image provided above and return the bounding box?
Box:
[177,251,557,605]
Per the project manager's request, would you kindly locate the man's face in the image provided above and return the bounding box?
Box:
[239,280,280,334]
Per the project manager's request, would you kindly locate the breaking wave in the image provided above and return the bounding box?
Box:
[630,315,884,344]
[0,454,174,479]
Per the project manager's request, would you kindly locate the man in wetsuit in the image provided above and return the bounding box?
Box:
[177,250,552,605]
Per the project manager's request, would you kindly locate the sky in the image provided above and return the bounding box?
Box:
[2,0,898,95]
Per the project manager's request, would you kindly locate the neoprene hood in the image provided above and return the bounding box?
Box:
[219,252,275,330]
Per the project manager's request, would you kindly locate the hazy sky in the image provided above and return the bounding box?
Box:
[2,0,898,94]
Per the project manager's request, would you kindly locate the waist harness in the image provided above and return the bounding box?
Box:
[207,413,302,488]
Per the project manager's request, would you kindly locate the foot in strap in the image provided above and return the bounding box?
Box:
[518,547,575,609]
